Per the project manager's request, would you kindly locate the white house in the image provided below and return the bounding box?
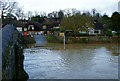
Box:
[79,27,102,35]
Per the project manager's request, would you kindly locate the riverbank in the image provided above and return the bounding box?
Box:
[22,36,36,44]
[67,36,119,43]
[45,34,119,44]
[45,34,63,43]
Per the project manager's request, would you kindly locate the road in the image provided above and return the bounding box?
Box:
[34,35,47,47]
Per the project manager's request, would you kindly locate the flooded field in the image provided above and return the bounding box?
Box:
[23,43,118,79]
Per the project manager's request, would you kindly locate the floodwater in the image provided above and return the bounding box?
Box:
[23,43,119,79]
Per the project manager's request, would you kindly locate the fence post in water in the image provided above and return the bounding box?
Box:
[64,34,66,50]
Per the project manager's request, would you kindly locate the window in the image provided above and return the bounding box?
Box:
[28,25,31,30]
[24,28,27,31]
[90,31,94,34]
[32,27,34,30]
[94,30,99,34]
[28,25,34,30]
[43,25,47,29]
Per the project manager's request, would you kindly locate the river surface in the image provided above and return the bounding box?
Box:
[23,43,119,79]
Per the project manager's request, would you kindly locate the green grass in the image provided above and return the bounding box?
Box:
[45,34,62,43]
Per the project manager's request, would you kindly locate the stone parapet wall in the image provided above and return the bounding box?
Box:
[2,25,28,81]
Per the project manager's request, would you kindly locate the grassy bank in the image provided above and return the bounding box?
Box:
[45,34,63,43]
[45,34,89,43]
[45,34,119,44]
[67,36,119,43]
[67,37,88,43]
[22,36,36,44]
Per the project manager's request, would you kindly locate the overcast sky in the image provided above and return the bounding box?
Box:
[16,0,120,16]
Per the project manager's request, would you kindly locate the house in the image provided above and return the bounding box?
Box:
[88,28,95,35]
[52,21,60,29]
[22,21,42,35]
[22,17,61,35]
[22,21,40,31]
[40,23,53,34]
[78,26,94,35]
[12,21,26,32]
[93,20,104,35]
[22,20,54,35]
[79,21,104,35]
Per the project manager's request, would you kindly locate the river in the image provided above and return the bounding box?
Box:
[23,43,118,79]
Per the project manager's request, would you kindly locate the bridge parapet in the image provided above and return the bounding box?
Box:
[2,25,28,81]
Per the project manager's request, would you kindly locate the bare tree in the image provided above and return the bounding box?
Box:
[27,11,33,20]
[48,13,53,18]
[53,11,58,18]
[40,11,46,17]
[64,9,71,17]
[34,10,39,16]
[58,10,64,19]
[91,8,97,17]
[71,8,78,16]
[1,0,17,18]
[15,8,24,20]
[42,12,47,17]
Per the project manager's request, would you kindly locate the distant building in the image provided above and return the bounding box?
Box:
[94,22,104,35]
[52,21,60,29]
[22,21,55,35]
[22,21,43,35]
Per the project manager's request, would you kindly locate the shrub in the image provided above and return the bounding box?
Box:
[79,33,89,36]
[45,34,61,43]
[22,36,36,44]
[105,29,113,36]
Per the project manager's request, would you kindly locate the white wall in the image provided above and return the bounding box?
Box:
[16,27,22,31]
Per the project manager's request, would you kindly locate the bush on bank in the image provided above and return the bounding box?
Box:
[22,36,36,44]
[45,34,119,44]
[105,29,113,36]
[45,34,62,43]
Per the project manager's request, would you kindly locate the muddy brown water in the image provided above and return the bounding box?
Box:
[24,43,119,79]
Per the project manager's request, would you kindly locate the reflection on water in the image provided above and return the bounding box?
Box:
[24,43,118,79]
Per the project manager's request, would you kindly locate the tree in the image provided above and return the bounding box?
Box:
[40,12,47,17]
[60,14,94,33]
[48,13,53,18]
[91,8,97,17]
[64,8,72,17]
[85,11,91,16]
[71,8,78,16]
[111,12,120,32]
[31,15,45,23]
[58,10,64,19]
[75,10,81,15]
[27,11,33,20]
[15,8,24,20]
[1,0,17,18]
[1,0,21,26]
[100,14,111,32]
[34,11,39,16]
[105,29,112,36]
[2,13,17,25]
